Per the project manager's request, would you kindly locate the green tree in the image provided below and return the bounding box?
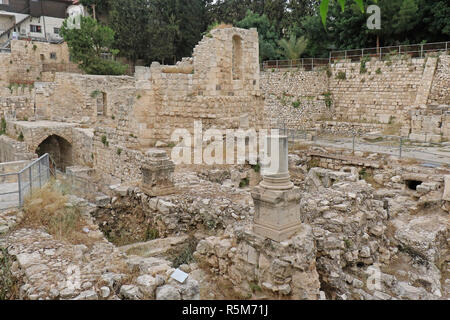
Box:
[319,0,378,27]
[60,16,127,75]
[235,10,281,61]
[393,0,419,34]
[109,0,152,63]
[277,34,309,60]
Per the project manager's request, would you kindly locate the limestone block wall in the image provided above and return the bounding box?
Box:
[428,55,450,105]
[329,57,425,125]
[92,127,152,184]
[261,69,330,129]
[5,120,76,154]
[408,105,450,142]
[72,128,94,168]
[0,135,35,162]
[34,73,137,130]
[261,54,449,138]
[1,40,74,85]
[135,27,266,146]
[0,87,34,120]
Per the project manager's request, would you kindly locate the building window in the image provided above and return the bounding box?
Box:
[0,1,10,5]
[30,25,42,33]
[232,35,243,80]
[50,52,57,60]
[54,28,60,35]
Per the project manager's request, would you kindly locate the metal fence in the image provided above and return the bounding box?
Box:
[0,154,54,209]
[262,58,329,71]
[261,41,450,70]
[273,124,450,165]
[330,41,450,62]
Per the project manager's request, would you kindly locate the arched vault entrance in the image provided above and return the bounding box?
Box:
[35,135,73,171]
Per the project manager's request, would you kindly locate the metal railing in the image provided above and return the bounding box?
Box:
[262,58,329,71]
[274,124,450,165]
[330,41,450,62]
[0,153,54,209]
[261,41,450,70]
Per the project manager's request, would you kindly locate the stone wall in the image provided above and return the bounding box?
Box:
[428,55,450,105]
[0,40,75,86]
[260,53,450,140]
[261,69,330,129]
[134,27,266,147]
[0,135,35,162]
[329,56,425,125]
[34,73,137,128]
[0,87,34,120]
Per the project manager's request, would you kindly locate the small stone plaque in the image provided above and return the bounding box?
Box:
[170,269,189,284]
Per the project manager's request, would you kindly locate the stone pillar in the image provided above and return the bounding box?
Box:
[140,149,176,197]
[252,135,301,242]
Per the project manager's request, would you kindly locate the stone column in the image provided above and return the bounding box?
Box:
[252,135,301,242]
[140,149,176,197]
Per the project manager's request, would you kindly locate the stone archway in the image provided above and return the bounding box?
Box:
[35,135,73,171]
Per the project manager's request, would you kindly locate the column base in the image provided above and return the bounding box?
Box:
[253,222,302,242]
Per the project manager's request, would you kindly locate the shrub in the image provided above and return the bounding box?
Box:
[117,148,122,156]
[292,100,301,109]
[323,92,333,108]
[376,68,382,75]
[101,135,109,147]
[0,117,6,135]
[239,178,250,188]
[360,56,370,74]
[336,71,346,80]
[18,132,24,141]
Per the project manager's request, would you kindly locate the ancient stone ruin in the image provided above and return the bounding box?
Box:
[0,26,449,301]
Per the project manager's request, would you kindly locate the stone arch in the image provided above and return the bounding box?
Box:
[232,35,243,80]
[35,135,73,171]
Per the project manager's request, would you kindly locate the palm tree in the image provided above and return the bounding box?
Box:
[277,34,309,60]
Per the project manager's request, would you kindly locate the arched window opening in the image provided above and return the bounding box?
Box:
[232,35,243,80]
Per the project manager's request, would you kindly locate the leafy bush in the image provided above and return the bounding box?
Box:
[60,16,127,75]
[0,117,6,135]
[336,71,346,80]
[101,135,109,147]
[360,56,370,74]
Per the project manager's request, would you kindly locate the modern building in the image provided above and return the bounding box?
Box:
[0,0,78,47]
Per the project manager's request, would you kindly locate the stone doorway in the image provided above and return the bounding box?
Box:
[35,135,73,171]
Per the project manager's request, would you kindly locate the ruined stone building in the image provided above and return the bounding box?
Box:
[0,26,449,301]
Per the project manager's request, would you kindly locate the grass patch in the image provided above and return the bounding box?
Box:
[307,158,320,170]
[0,248,21,300]
[239,178,249,188]
[171,238,197,268]
[249,282,262,293]
[18,183,90,245]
